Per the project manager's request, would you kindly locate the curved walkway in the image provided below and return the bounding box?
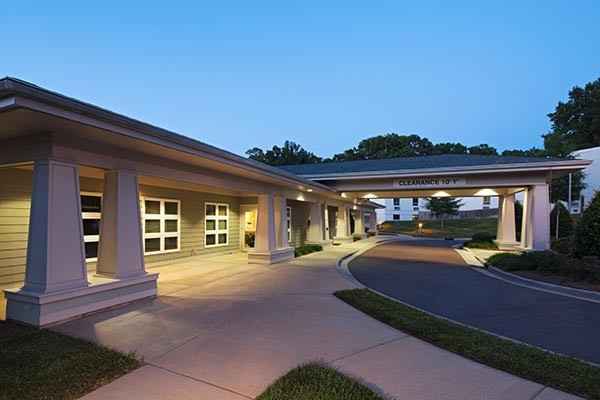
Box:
[349,239,600,365]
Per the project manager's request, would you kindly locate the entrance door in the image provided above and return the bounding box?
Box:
[240,205,257,250]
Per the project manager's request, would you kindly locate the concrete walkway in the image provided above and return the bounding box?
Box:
[53,238,579,400]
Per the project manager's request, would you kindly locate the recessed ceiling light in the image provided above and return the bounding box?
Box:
[432,191,451,198]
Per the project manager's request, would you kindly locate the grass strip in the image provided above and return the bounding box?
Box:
[257,362,386,400]
[0,321,140,400]
[335,289,600,399]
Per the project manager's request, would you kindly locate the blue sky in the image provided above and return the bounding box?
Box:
[3,1,600,158]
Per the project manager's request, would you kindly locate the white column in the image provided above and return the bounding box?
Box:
[354,209,365,236]
[307,202,325,243]
[274,195,290,249]
[521,185,550,250]
[336,205,350,239]
[23,160,88,294]
[496,194,517,246]
[324,204,331,239]
[254,193,276,253]
[96,170,146,279]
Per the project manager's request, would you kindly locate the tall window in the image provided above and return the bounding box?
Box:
[482,196,491,209]
[81,193,102,261]
[205,202,229,247]
[393,198,400,210]
[143,198,180,254]
[286,206,292,242]
[412,198,419,211]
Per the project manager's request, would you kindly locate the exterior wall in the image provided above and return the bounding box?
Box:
[572,146,600,211]
[287,199,309,248]
[0,168,242,287]
[0,168,32,286]
[376,196,499,223]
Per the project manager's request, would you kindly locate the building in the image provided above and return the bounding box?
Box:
[375,196,499,222]
[571,146,600,212]
[0,78,590,326]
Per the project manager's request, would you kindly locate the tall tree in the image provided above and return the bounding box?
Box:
[467,144,498,155]
[431,142,468,155]
[543,78,600,157]
[329,133,434,161]
[425,197,463,229]
[501,147,547,157]
[246,141,322,166]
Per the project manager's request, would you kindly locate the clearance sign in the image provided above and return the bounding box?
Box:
[394,177,466,189]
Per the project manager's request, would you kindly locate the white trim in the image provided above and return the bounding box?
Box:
[81,192,103,262]
[141,197,181,255]
[205,202,229,248]
[286,206,292,243]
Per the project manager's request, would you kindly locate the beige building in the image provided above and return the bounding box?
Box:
[0,78,590,326]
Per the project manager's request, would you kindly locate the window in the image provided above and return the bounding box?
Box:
[393,214,400,221]
[286,206,292,242]
[81,193,102,261]
[393,198,400,210]
[483,196,491,209]
[205,202,229,247]
[412,198,419,211]
[142,198,180,254]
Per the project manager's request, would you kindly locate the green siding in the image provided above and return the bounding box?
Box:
[0,170,242,287]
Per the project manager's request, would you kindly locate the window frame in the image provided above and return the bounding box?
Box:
[482,196,491,209]
[205,202,230,248]
[286,206,292,243]
[81,192,103,262]
[142,197,181,255]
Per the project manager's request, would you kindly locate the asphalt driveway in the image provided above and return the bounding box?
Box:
[349,239,600,365]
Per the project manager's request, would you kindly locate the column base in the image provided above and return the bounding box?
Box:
[4,273,158,327]
[333,236,353,243]
[494,240,522,251]
[248,247,295,264]
[306,239,333,247]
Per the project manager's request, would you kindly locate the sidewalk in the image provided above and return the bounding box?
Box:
[53,238,580,400]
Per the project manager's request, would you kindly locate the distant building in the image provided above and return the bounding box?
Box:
[572,146,600,212]
[375,196,499,222]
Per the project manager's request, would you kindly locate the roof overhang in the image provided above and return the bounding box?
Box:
[0,78,338,198]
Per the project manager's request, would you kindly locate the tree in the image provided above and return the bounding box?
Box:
[550,202,574,239]
[501,147,547,158]
[543,78,600,157]
[467,144,498,155]
[329,133,434,161]
[432,142,468,155]
[246,141,322,166]
[574,191,600,257]
[425,197,463,229]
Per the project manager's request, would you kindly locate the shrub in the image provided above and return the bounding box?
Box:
[550,202,574,239]
[551,236,573,255]
[464,240,498,250]
[294,244,323,257]
[471,232,496,242]
[522,251,566,273]
[574,191,600,257]
[487,252,535,271]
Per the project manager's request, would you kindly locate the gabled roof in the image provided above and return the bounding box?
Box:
[277,154,584,178]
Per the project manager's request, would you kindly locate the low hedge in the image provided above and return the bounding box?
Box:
[487,251,600,282]
[463,232,498,250]
[294,244,323,257]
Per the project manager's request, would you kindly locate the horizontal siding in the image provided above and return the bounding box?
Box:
[0,168,32,286]
[288,200,309,248]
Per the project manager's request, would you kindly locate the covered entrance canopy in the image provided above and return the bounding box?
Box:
[279,154,592,250]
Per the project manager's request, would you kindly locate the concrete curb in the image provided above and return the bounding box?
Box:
[335,238,599,370]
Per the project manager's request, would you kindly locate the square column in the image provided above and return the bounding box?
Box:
[496,194,518,249]
[248,193,294,264]
[335,205,351,240]
[96,170,146,279]
[354,209,367,238]
[22,160,89,294]
[521,185,550,250]
[307,202,329,244]
[274,195,290,249]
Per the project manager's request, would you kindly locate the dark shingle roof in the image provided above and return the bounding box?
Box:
[277,154,564,176]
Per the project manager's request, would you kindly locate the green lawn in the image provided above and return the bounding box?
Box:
[257,362,386,400]
[379,217,497,238]
[335,289,600,400]
[0,321,140,400]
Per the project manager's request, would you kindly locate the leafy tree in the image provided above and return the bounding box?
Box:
[246,141,322,166]
[425,197,463,229]
[329,133,434,161]
[543,78,600,157]
[432,142,468,155]
[550,202,574,239]
[467,144,498,155]
[574,191,600,257]
[501,147,547,157]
